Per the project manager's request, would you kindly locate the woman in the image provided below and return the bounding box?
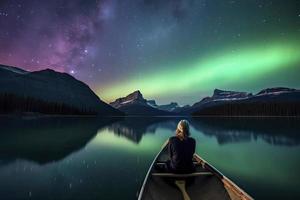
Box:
[167,119,196,173]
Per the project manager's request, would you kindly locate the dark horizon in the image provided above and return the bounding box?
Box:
[1,63,299,107]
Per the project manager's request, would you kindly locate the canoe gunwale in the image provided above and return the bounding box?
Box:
[193,154,254,200]
[137,141,168,200]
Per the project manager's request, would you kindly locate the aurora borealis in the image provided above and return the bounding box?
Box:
[101,40,300,104]
[0,0,299,105]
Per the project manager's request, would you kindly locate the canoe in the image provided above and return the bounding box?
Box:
[138,141,253,200]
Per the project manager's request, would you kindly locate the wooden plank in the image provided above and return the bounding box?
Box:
[152,172,213,177]
[156,161,199,165]
[175,180,191,200]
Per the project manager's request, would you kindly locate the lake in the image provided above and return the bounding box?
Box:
[0,116,299,200]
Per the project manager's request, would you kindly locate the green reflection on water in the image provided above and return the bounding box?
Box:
[0,116,299,200]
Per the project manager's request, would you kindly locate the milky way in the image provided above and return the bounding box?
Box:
[0,0,299,105]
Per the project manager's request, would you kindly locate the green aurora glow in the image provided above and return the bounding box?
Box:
[98,39,300,104]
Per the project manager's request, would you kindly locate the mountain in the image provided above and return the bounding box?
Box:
[109,90,173,116]
[145,99,183,112]
[0,64,123,116]
[146,99,157,107]
[172,104,191,114]
[179,89,251,114]
[256,87,297,96]
[193,89,253,107]
[109,90,146,108]
[189,87,300,116]
[156,102,180,112]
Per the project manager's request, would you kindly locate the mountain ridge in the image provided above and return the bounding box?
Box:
[0,64,123,116]
[1,64,299,116]
[189,87,300,116]
[109,90,175,116]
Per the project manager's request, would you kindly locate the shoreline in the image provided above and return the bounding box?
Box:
[1,113,299,118]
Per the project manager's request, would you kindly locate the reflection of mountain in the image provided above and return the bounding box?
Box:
[190,117,300,146]
[106,117,300,146]
[107,117,179,143]
[4,116,297,166]
[0,117,117,165]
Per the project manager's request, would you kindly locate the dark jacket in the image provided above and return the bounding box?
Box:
[168,136,196,173]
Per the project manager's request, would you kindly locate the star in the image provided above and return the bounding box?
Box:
[0,0,298,106]
[0,12,8,17]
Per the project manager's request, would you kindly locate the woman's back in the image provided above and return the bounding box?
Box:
[168,136,196,173]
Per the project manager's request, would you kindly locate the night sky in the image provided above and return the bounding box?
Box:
[0,0,299,105]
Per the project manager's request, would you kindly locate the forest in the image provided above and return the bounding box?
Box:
[192,102,300,116]
[0,93,96,115]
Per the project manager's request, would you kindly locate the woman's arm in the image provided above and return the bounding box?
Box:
[167,138,172,160]
[193,139,196,154]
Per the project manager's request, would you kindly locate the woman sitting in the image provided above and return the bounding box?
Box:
[167,120,196,173]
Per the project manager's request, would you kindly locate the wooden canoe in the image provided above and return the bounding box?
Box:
[138,141,253,200]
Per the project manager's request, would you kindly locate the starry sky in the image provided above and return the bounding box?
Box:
[0,0,300,105]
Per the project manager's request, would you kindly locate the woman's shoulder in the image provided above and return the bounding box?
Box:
[188,137,196,143]
[169,136,178,142]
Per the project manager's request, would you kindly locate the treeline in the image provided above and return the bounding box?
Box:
[192,102,300,116]
[0,93,97,115]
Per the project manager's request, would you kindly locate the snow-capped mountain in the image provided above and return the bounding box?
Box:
[156,102,180,112]
[187,87,300,116]
[109,90,147,108]
[109,91,174,115]
[193,89,253,106]
[146,100,158,107]
[0,64,123,116]
[256,87,297,96]
[172,104,191,113]
[145,100,182,112]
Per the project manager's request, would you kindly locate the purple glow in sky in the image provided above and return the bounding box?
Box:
[0,0,299,104]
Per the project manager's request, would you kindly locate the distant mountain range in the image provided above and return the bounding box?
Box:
[0,64,123,116]
[109,90,175,116]
[187,87,300,116]
[1,64,299,116]
[110,87,300,116]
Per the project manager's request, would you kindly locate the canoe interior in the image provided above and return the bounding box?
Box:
[139,145,252,200]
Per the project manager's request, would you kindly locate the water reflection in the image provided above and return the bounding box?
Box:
[190,117,300,146]
[0,116,299,199]
[107,117,178,143]
[107,117,300,146]
[0,116,118,165]
[1,116,299,166]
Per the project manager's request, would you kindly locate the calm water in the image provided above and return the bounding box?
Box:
[0,116,300,200]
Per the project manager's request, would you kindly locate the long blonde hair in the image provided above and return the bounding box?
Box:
[176,120,190,140]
